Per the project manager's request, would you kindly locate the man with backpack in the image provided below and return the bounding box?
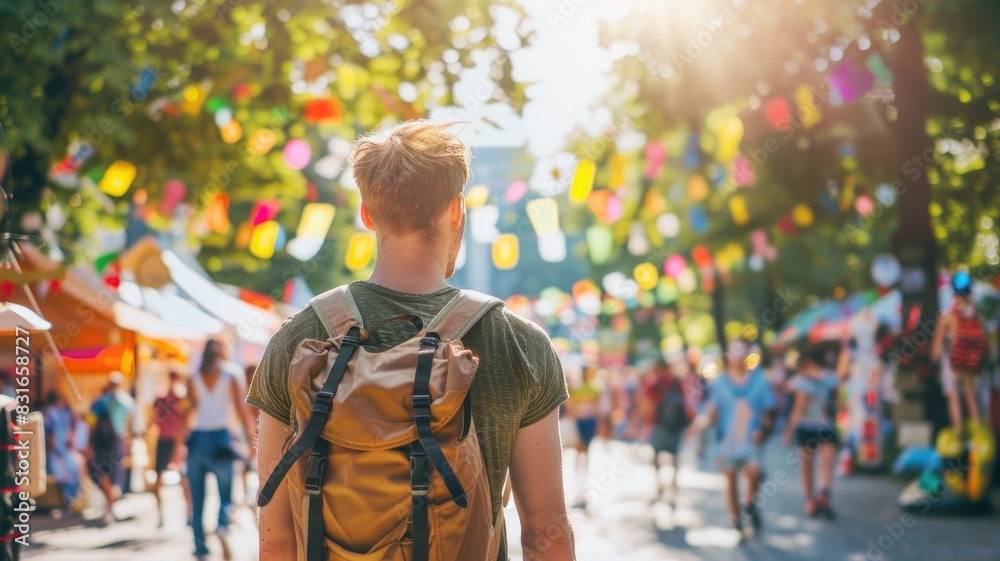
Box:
[87,371,135,525]
[637,357,694,508]
[248,121,574,561]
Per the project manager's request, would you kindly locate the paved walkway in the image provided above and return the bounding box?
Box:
[25,441,1000,561]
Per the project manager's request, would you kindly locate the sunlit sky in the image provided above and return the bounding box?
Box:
[431,0,633,157]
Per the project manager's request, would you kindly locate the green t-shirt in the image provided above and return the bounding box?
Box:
[247,281,568,560]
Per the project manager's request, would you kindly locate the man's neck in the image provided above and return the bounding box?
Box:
[366,234,449,294]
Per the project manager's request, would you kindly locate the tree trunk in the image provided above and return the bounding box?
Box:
[889,12,946,434]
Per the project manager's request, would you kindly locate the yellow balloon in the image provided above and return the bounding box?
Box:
[345,232,376,271]
[728,195,750,225]
[633,262,659,291]
[492,234,519,270]
[569,159,596,203]
[297,203,336,239]
[99,161,137,197]
[526,198,559,236]
[249,221,280,259]
[715,117,744,161]
[792,204,814,227]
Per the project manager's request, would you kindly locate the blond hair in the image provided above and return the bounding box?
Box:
[350,121,471,238]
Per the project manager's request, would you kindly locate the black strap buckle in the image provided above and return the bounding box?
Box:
[304,451,327,496]
[409,454,431,496]
[411,394,432,419]
[311,390,334,414]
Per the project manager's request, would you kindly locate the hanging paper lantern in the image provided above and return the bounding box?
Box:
[692,245,714,268]
[586,225,614,265]
[855,195,875,216]
[792,204,814,227]
[875,183,897,206]
[247,129,277,155]
[296,203,335,239]
[538,231,567,263]
[656,277,680,304]
[287,237,325,261]
[249,221,281,259]
[250,200,281,226]
[840,175,857,210]
[205,97,228,114]
[572,279,599,300]
[732,155,756,187]
[729,195,750,225]
[569,159,596,202]
[687,173,709,201]
[794,85,822,129]
[491,234,519,270]
[220,120,243,144]
[748,254,765,271]
[314,155,344,180]
[283,139,312,170]
[866,53,893,82]
[304,98,342,123]
[828,59,875,105]
[527,197,559,236]
[677,268,698,293]
[764,97,792,130]
[465,184,491,208]
[206,194,230,233]
[470,205,501,243]
[627,222,649,256]
[345,232,377,271]
[778,214,798,235]
[232,82,253,101]
[214,107,233,128]
[605,195,624,223]
[664,255,686,277]
[644,141,666,179]
[159,179,186,216]
[657,213,680,238]
[98,161,137,197]
[234,221,253,248]
[633,262,659,291]
[683,132,701,170]
[609,153,627,188]
[504,180,528,204]
[643,190,668,217]
[715,117,744,161]
[689,204,709,233]
[871,254,902,287]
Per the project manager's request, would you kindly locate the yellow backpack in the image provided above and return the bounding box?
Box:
[258,286,504,561]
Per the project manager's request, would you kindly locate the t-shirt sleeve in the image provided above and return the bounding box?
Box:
[246,306,326,425]
[511,316,569,428]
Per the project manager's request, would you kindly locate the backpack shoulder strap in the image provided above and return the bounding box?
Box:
[309,285,364,338]
[425,289,503,341]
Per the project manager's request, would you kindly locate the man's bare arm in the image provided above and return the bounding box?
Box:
[509,409,575,561]
[257,413,297,561]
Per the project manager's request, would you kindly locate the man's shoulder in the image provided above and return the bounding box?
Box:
[272,303,329,343]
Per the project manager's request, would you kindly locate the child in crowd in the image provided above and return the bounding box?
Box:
[783,345,842,519]
[699,340,777,538]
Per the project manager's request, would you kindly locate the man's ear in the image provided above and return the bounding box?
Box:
[450,194,465,228]
[360,202,375,231]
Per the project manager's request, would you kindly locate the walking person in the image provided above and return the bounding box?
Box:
[932,272,989,435]
[249,121,574,561]
[43,391,81,518]
[182,340,256,560]
[151,371,191,528]
[567,363,602,506]
[86,371,135,525]
[783,345,842,519]
[638,358,694,508]
[699,342,777,538]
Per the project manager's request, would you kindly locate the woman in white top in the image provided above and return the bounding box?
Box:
[182,339,255,560]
